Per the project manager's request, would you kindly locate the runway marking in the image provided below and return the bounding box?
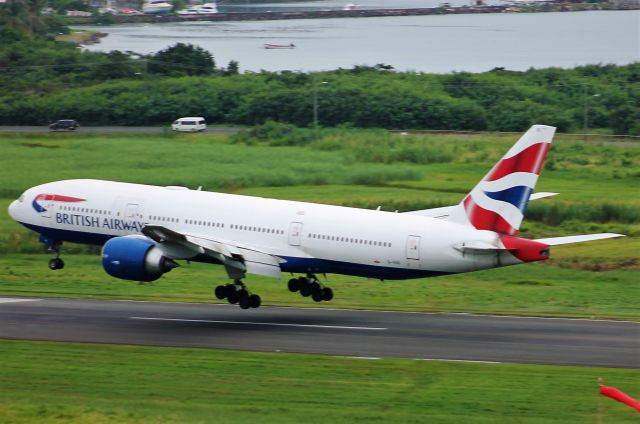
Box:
[0,298,41,304]
[130,317,387,331]
[347,356,381,360]
[413,358,502,364]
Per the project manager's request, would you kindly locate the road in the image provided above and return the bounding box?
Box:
[0,297,637,368]
[0,126,242,134]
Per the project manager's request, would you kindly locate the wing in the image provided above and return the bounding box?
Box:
[142,225,285,280]
[402,192,559,219]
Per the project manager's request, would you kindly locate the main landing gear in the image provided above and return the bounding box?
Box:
[214,280,261,309]
[288,275,333,303]
[41,235,64,270]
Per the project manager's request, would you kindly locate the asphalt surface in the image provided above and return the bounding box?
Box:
[0,297,638,368]
[0,126,242,134]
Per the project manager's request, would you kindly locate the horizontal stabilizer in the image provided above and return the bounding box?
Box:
[529,192,559,201]
[404,191,559,219]
[535,233,625,246]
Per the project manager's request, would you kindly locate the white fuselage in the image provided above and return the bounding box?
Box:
[9,179,516,280]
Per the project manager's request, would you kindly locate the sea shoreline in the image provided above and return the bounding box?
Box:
[67,2,638,25]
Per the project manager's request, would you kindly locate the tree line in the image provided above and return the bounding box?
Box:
[0,20,638,133]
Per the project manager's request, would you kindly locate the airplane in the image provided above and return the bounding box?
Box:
[8,125,624,310]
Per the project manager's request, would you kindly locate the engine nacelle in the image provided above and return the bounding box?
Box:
[101,236,178,282]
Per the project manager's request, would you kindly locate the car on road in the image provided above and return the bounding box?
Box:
[48,120,79,131]
[171,117,206,132]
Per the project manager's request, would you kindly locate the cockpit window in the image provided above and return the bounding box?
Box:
[18,194,25,203]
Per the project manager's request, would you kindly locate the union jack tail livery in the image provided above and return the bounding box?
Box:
[448,125,555,235]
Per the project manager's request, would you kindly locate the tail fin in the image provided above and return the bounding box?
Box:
[448,125,556,236]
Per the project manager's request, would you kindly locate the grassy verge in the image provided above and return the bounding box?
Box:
[0,340,638,424]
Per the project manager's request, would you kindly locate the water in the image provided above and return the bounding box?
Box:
[80,10,640,73]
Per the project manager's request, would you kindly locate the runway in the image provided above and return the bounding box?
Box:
[0,297,638,368]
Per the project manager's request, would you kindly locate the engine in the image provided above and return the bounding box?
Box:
[101,236,178,282]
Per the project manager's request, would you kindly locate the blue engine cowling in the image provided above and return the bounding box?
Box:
[101,237,178,282]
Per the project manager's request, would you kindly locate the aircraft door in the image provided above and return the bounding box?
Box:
[406,235,421,260]
[288,222,303,246]
[124,203,139,221]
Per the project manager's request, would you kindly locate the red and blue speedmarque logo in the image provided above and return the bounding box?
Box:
[32,194,86,213]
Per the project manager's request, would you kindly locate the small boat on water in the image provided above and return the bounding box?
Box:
[263,43,296,49]
[177,3,217,16]
[198,3,218,13]
[142,0,173,15]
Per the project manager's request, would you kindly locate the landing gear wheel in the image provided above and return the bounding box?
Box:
[237,288,249,300]
[224,283,237,298]
[239,296,252,310]
[288,278,300,292]
[227,292,239,304]
[299,281,312,297]
[48,258,64,270]
[249,294,261,308]
[214,285,227,300]
[322,287,334,301]
[311,289,324,302]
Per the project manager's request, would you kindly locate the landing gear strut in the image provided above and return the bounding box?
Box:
[41,235,64,270]
[214,280,261,309]
[288,275,333,302]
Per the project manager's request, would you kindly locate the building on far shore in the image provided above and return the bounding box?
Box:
[608,0,640,7]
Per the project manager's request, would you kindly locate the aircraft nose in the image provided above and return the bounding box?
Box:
[8,199,20,221]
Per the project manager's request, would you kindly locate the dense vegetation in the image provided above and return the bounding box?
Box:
[1,19,638,133]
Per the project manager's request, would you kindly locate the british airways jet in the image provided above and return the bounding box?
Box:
[8,125,623,309]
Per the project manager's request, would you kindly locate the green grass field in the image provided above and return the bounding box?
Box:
[1,340,638,424]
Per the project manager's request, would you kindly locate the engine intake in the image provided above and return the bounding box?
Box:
[102,237,178,282]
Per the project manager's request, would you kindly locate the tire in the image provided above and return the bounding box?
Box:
[310,281,321,292]
[227,292,239,304]
[322,287,333,302]
[249,294,261,308]
[237,288,249,300]
[300,283,312,297]
[223,284,236,298]
[239,296,251,309]
[311,290,324,302]
[288,278,300,292]
[48,258,64,270]
[214,285,227,300]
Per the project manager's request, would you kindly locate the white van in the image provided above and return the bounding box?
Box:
[171,117,207,132]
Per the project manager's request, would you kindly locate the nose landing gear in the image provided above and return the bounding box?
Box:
[288,275,333,302]
[214,280,261,309]
[41,235,64,270]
